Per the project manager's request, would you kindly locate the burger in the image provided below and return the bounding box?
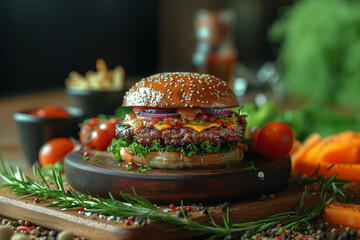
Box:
[109,72,246,169]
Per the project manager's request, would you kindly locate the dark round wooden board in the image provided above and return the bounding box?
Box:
[65,150,291,203]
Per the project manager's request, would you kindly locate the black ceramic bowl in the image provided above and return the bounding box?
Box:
[13,106,85,166]
[66,88,125,117]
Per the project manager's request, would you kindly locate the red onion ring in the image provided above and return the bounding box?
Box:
[202,108,231,116]
[137,111,180,119]
[143,108,176,114]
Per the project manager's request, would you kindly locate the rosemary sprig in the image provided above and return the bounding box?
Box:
[0,154,353,239]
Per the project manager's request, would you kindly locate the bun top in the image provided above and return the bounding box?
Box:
[122,72,239,108]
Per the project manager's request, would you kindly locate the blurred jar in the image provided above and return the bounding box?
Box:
[192,9,237,89]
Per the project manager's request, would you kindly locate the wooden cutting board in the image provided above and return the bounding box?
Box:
[64,150,291,203]
[0,180,308,240]
[0,152,310,239]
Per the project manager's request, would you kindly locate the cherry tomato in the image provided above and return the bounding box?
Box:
[247,126,260,153]
[38,138,74,166]
[90,128,113,150]
[88,117,101,127]
[98,119,119,138]
[30,106,72,118]
[79,123,93,146]
[108,117,120,124]
[257,121,294,159]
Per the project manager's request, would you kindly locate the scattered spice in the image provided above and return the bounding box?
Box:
[83,152,90,161]
[257,171,265,180]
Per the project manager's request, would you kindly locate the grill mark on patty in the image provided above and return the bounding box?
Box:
[115,122,245,147]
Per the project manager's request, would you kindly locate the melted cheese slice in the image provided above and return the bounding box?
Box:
[123,118,221,132]
[123,118,141,128]
[183,121,219,132]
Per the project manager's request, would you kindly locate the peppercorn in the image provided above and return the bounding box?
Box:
[42,230,49,236]
[342,231,350,239]
[0,225,13,240]
[56,230,74,240]
[176,210,188,218]
[220,202,230,211]
[35,232,42,237]
[34,197,39,203]
[49,230,57,237]
[320,232,327,239]
[200,209,208,215]
[319,223,327,231]
[332,233,339,240]
[349,230,357,239]
[9,233,29,240]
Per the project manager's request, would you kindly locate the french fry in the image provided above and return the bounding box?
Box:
[96,58,108,71]
[65,59,125,91]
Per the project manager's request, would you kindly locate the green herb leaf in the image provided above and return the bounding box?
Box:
[138,167,147,173]
[242,161,257,171]
[126,165,133,170]
[114,107,133,120]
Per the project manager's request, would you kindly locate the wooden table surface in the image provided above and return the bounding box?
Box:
[0,89,71,171]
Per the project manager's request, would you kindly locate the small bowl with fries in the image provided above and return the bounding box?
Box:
[65,59,127,117]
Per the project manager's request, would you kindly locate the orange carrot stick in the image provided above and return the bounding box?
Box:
[325,202,360,228]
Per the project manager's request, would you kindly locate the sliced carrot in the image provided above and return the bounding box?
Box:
[291,131,360,181]
[291,133,322,173]
[325,202,360,228]
[289,139,302,156]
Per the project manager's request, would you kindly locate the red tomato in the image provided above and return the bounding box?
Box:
[30,106,71,118]
[88,118,101,127]
[98,119,119,138]
[90,128,113,150]
[108,117,120,124]
[79,123,93,146]
[38,138,75,166]
[248,126,260,152]
[257,121,294,159]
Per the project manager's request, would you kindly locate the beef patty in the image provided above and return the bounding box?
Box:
[115,123,245,147]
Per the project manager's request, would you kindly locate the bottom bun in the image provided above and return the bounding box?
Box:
[120,146,244,169]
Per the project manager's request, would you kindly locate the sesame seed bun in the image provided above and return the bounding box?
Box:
[122,72,239,108]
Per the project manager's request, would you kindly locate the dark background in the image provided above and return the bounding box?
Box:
[0,0,291,96]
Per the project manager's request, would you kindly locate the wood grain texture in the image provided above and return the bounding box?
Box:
[0,181,308,240]
[65,151,291,203]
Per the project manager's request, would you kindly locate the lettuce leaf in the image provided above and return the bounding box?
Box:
[107,138,237,160]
